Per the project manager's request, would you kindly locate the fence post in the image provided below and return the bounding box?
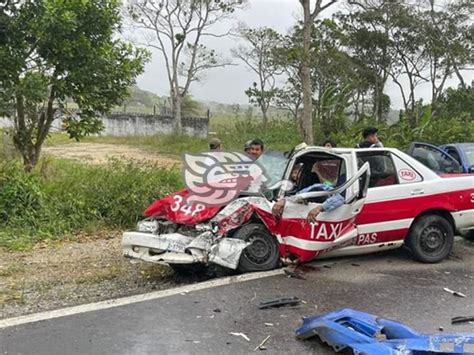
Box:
[153,105,156,116]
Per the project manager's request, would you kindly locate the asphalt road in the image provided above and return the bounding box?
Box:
[1,239,474,355]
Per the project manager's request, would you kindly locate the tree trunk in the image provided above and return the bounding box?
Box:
[261,103,268,128]
[174,94,182,134]
[300,0,314,145]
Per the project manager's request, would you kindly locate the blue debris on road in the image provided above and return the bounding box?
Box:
[296,308,474,354]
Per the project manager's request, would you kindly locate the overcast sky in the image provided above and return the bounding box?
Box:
[134,0,472,110]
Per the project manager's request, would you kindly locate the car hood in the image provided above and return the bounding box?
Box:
[144,189,221,225]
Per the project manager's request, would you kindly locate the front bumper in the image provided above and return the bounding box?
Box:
[122,231,249,269]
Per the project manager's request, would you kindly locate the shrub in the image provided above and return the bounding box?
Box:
[0,159,181,250]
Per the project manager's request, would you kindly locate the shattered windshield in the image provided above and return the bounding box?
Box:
[254,151,288,190]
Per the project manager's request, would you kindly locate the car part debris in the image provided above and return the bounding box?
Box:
[259,297,302,309]
[229,332,250,341]
[283,269,306,280]
[296,308,474,354]
[443,287,467,298]
[254,335,271,351]
[451,316,474,325]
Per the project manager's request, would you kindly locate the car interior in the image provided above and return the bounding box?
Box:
[287,153,347,203]
[356,151,398,187]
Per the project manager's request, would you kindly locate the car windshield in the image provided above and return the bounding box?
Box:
[464,145,474,166]
[243,151,288,193]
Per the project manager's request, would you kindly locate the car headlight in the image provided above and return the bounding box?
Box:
[137,219,159,233]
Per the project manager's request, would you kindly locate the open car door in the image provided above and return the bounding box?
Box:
[408,142,463,174]
[261,160,370,263]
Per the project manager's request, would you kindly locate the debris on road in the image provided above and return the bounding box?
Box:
[229,332,250,342]
[258,297,302,309]
[283,269,306,280]
[296,308,474,354]
[254,335,271,351]
[213,308,221,313]
[443,287,467,298]
[451,316,474,325]
[264,323,274,327]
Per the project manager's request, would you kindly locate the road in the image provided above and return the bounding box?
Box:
[1,239,474,354]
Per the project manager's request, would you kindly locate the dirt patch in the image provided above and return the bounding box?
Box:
[0,233,225,320]
[43,143,181,167]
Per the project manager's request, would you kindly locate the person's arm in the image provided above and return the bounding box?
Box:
[307,193,344,223]
[321,193,345,212]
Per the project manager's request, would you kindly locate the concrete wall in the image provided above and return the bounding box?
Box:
[102,113,208,138]
[0,117,63,131]
[0,113,209,138]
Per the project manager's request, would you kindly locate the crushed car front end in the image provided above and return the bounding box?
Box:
[122,197,266,270]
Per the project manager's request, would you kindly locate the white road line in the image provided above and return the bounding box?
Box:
[0,269,283,330]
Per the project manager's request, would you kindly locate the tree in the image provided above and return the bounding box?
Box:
[420,0,473,117]
[0,0,148,171]
[299,0,338,144]
[273,21,355,137]
[232,27,283,126]
[338,2,395,122]
[128,0,245,133]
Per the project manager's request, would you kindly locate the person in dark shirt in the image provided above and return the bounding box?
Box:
[356,127,383,148]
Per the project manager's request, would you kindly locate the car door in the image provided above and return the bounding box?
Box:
[443,145,471,173]
[407,142,463,174]
[266,151,370,263]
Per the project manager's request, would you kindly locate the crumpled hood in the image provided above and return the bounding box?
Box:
[144,189,221,225]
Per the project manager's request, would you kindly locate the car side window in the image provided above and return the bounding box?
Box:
[411,145,462,173]
[356,151,398,188]
[445,147,461,165]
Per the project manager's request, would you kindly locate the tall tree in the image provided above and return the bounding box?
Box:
[0,0,147,171]
[338,2,395,122]
[232,27,283,126]
[420,0,473,117]
[128,0,244,133]
[299,0,338,144]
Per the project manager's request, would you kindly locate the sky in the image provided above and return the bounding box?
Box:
[133,0,472,110]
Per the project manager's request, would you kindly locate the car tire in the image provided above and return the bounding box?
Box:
[406,214,454,263]
[233,223,280,273]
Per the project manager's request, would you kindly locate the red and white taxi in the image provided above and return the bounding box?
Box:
[122,146,474,272]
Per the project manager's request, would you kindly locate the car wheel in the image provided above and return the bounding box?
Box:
[233,223,280,273]
[406,215,454,263]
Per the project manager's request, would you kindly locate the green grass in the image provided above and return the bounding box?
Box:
[0,158,182,251]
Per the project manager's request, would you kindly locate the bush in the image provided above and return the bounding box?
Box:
[0,159,181,250]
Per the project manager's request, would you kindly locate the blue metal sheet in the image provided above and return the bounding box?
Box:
[296,308,474,354]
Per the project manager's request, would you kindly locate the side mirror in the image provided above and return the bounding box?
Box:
[469,166,474,174]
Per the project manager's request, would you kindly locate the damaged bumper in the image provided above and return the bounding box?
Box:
[122,231,249,270]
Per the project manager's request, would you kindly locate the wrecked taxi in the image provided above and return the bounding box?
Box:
[122,146,474,273]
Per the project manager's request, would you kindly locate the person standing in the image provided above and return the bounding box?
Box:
[356,127,383,148]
